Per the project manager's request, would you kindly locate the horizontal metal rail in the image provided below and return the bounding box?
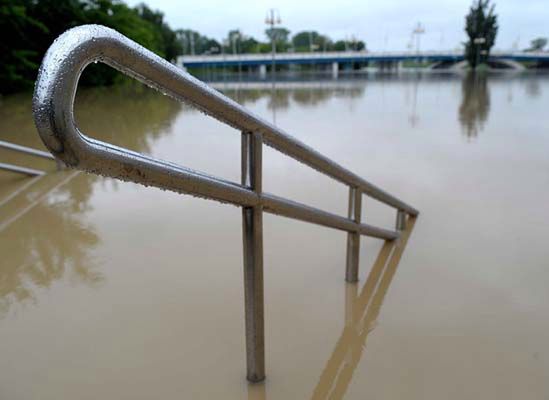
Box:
[0,140,57,176]
[32,25,419,382]
[0,140,55,160]
[0,162,45,177]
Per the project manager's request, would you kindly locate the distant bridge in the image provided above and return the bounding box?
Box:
[177,51,549,72]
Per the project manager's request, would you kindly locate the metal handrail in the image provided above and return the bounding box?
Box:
[32,25,419,382]
[0,140,56,176]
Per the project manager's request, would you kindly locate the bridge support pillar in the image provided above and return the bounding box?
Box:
[259,64,267,79]
[332,62,339,79]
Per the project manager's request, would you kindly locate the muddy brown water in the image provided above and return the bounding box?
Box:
[1,72,548,399]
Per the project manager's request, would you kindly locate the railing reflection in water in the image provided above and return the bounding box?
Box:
[0,171,101,318]
[246,216,416,400]
[312,216,416,399]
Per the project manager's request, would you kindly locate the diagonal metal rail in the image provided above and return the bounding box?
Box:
[32,25,419,382]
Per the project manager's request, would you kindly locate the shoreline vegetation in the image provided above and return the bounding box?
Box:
[1,0,546,95]
[2,0,183,94]
[0,0,364,95]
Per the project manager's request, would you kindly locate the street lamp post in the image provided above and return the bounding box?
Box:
[188,31,195,56]
[265,9,281,76]
[232,31,242,77]
[222,39,228,79]
[412,22,425,54]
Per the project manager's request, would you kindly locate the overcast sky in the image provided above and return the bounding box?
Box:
[125,0,547,51]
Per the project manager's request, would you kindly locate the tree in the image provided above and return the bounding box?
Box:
[219,30,259,54]
[0,0,185,93]
[135,3,182,61]
[177,29,220,55]
[347,37,366,51]
[225,29,241,54]
[292,31,332,52]
[464,0,498,69]
[332,39,366,52]
[239,36,259,54]
[265,27,290,52]
[333,40,347,51]
[0,0,48,93]
[526,37,547,52]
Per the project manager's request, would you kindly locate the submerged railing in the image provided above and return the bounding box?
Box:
[0,140,57,176]
[32,25,419,382]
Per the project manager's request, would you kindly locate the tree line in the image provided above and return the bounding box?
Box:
[1,0,185,93]
[4,0,544,93]
[180,28,365,56]
[0,0,366,94]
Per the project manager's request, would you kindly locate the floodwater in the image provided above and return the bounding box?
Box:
[1,71,548,399]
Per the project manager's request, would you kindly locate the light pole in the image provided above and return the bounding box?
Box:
[231,31,240,56]
[412,22,425,54]
[265,9,281,76]
[222,39,228,79]
[232,31,242,76]
[188,31,195,56]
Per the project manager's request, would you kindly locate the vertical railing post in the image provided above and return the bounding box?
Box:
[241,131,265,382]
[345,187,362,282]
[396,210,406,231]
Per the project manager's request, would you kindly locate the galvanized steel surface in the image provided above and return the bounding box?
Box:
[32,25,418,382]
[0,140,55,160]
[32,24,418,218]
[0,140,56,176]
[0,162,45,177]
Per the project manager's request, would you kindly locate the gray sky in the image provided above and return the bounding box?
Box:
[126,0,547,51]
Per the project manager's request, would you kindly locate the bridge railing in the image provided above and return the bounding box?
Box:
[178,50,549,68]
[177,50,466,65]
[33,25,418,382]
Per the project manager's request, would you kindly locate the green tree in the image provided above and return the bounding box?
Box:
[177,29,220,55]
[464,0,498,69]
[225,29,241,54]
[347,38,366,51]
[0,0,47,93]
[526,37,547,52]
[333,40,347,51]
[332,39,366,52]
[292,31,333,52]
[239,36,259,54]
[80,0,168,85]
[265,27,290,52]
[222,30,259,54]
[135,3,182,61]
[0,0,184,94]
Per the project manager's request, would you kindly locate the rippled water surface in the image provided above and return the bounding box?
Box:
[1,72,548,399]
